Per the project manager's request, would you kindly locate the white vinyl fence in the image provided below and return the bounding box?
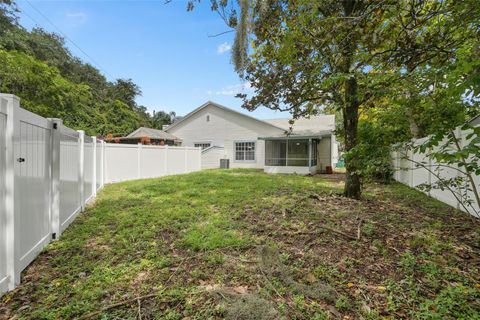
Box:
[104,144,201,183]
[0,94,201,296]
[392,124,480,216]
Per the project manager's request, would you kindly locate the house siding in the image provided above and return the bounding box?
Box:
[317,136,332,172]
[201,146,224,169]
[166,104,283,169]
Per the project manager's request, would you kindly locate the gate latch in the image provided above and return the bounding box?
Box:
[17,157,25,163]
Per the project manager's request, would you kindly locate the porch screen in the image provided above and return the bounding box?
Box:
[265,139,312,167]
[265,140,286,166]
[287,140,309,166]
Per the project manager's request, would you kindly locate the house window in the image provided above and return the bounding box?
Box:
[194,143,211,150]
[235,141,255,161]
[206,115,210,122]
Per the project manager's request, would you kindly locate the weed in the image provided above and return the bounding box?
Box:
[335,295,352,311]
[362,221,375,237]
[416,285,480,319]
[314,262,345,283]
[371,239,388,256]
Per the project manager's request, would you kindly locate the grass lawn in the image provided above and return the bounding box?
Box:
[1,169,479,319]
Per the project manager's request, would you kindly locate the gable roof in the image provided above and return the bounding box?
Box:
[126,127,180,141]
[165,101,336,137]
[164,101,286,132]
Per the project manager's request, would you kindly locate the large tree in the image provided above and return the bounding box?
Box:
[151,110,176,130]
[190,0,392,198]
[188,0,478,199]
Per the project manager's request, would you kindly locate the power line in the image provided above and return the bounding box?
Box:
[24,0,115,80]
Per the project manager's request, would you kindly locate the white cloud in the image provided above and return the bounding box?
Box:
[65,12,87,25]
[217,42,231,54]
[210,83,252,96]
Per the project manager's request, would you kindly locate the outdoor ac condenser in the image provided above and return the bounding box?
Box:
[220,158,230,169]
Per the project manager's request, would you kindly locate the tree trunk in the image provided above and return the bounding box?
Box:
[340,0,361,199]
[343,75,361,199]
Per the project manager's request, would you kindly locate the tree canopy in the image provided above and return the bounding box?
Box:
[0,0,175,136]
[188,0,480,198]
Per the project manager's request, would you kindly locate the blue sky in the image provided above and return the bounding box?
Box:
[16,0,291,119]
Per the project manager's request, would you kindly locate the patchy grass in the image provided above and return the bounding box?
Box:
[1,169,479,319]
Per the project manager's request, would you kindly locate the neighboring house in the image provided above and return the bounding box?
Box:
[165,101,338,174]
[113,127,181,146]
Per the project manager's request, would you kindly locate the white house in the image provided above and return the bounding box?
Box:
[165,101,338,174]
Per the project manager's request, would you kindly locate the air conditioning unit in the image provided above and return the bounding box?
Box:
[220,158,230,169]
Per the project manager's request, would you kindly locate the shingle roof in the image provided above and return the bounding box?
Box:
[126,127,180,140]
[263,114,335,136]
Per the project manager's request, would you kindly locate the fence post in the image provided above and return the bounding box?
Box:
[395,150,402,182]
[49,119,62,239]
[427,153,432,196]
[184,147,188,173]
[391,150,396,181]
[101,141,105,187]
[164,145,168,175]
[137,143,142,179]
[455,127,463,210]
[3,95,20,290]
[92,137,97,197]
[78,130,85,210]
[394,150,400,181]
[409,148,414,188]
[198,147,201,171]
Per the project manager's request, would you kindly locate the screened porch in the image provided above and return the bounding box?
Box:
[263,137,319,174]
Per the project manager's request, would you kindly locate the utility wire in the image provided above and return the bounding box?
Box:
[24,0,115,80]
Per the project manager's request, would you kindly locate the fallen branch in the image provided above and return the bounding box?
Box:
[309,193,325,201]
[80,255,191,319]
[79,292,166,319]
[292,225,359,241]
[357,218,363,240]
[137,298,142,320]
[319,225,358,241]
